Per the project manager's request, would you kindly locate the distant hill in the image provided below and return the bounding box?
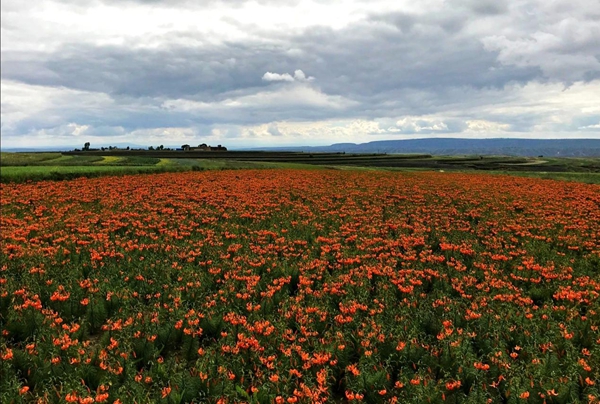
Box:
[4,138,600,157]
[254,138,600,157]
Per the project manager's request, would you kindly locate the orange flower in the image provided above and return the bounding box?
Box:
[346,364,360,376]
[1,347,15,361]
[446,380,462,390]
[65,392,78,402]
[2,168,600,404]
[95,393,109,402]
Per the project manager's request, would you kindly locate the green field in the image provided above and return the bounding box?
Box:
[1,152,599,184]
[0,153,326,183]
[0,153,158,167]
[0,165,181,183]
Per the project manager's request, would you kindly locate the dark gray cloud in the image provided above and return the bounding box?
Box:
[1,14,542,107]
[2,44,264,100]
[449,0,509,16]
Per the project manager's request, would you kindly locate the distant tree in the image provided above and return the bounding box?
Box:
[83,142,90,151]
[148,146,155,151]
[158,145,164,150]
[101,147,106,151]
[126,146,130,150]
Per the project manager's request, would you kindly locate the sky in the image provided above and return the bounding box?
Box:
[1,0,600,149]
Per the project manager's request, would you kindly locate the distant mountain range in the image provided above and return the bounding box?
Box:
[253,138,600,157]
[3,138,600,157]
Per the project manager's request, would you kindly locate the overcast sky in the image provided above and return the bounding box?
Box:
[2,0,599,149]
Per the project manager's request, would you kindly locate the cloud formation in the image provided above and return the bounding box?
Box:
[262,72,295,82]
[1,0,599,149]
[262,69,314,82]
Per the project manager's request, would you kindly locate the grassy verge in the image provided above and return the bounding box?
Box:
[0,165,184,183]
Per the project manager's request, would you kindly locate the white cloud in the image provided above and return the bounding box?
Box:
[235,119,389,145]
[0,79,116,133]
[262,69,314,82]
[127,127,199,143]
[293,69,314,81]
[578,123,600,130]
[1,0,422,52]
[479,5,600,83]
[267,123,283,136]
[262,72,295,82]
[394,117,450,133]
[482,34,600,82]
[233,85,352,109]
[466,120,511,132]
[162,84,357,111]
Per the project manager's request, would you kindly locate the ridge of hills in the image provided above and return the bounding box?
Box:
[254,138,600,157]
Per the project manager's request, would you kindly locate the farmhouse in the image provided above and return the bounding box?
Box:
[181,143,227,151]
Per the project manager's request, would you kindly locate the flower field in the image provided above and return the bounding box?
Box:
[1,169,599,403]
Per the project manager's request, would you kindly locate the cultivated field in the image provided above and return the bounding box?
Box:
[3,152,600,184]
[1,169,599,403]
[0,153,320,183]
